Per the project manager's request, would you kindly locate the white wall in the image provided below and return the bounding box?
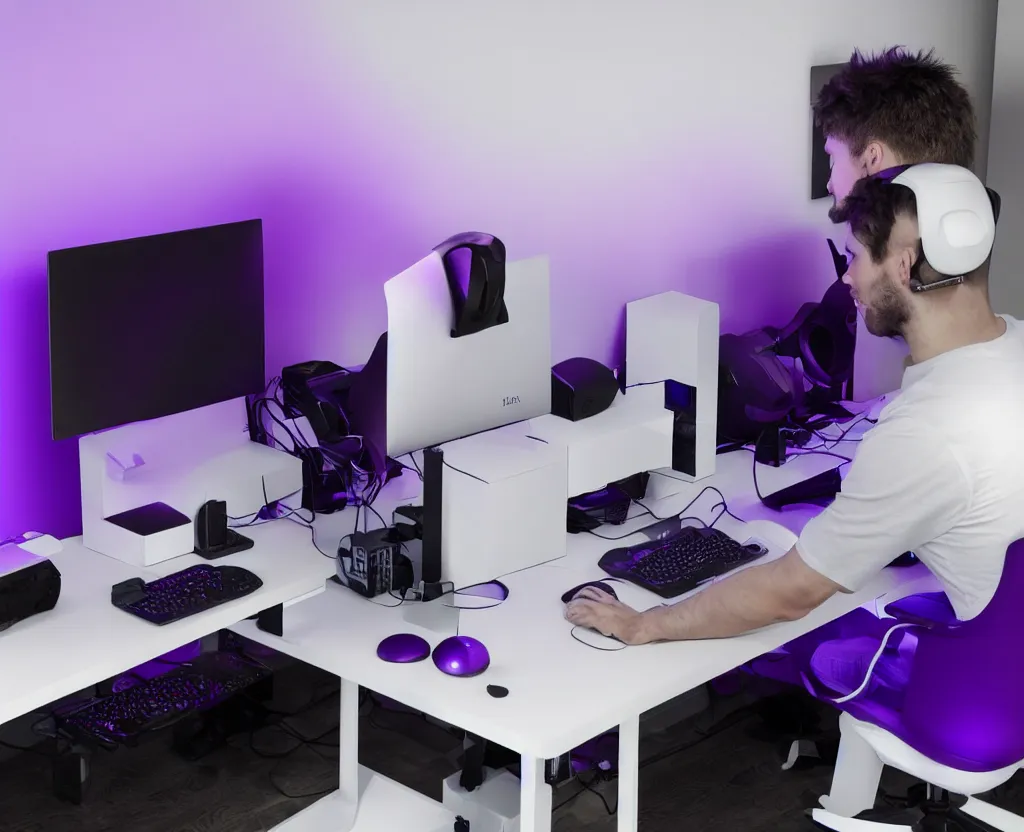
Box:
[987,0,1024,317]
[313,1,998,401]
[0,0,1000,538]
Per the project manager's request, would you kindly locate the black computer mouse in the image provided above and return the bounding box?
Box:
[561,580,618,603]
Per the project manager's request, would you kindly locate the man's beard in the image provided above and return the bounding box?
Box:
[828,196,844,223]
[863,275,911,339]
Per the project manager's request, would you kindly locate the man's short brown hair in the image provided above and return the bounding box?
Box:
[835,173,991,285]
[814,47,976,168]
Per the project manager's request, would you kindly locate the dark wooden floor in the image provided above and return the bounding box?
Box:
[1,659,1021,832]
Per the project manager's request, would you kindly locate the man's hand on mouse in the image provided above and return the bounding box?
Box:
[564,586,652,645]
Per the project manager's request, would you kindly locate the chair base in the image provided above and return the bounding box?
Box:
[811,797,1024,832]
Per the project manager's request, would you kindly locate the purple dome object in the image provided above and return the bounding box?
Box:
[432,635,490,677]
[376,633,431,663]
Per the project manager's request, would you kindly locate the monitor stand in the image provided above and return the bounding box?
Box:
[401,598,460,635]
[418,446,447,601]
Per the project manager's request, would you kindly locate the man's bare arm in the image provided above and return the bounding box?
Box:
[636,547,844,642]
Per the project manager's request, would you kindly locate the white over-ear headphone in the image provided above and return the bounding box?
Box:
[890,163,997,292]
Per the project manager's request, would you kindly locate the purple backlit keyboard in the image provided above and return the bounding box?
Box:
[111,563,262,625]
[61,651,269,745]
[599,526,767,598]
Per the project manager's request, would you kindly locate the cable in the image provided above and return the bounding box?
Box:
[554,786,588,812]
[362,501,389,531]
[638,702,758,771]
[553,707,754,816]
[441,458,487,484]
[580,772,617,815]
[267,738,337,800]
[286,514,334,560]
[249,376,393,513]
[229,502,313,529]
[0,738,55,758]
[709,500,747,527]
[584,513,710,542]
[584,482,741,543]
[552,771,619,815]
[570,626,627,651]
[404,453,423,480]
[803,412,871,451]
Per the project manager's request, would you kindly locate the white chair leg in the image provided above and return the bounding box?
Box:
[960,797,1024,832]
[809,808,911,831]
[818,718,884,818]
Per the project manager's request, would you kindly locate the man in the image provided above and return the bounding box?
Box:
[565,165,1024,683]
[573,163,1019,663]
[815,46,976,219]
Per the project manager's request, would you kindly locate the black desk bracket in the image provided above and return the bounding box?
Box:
[251,603,283,637]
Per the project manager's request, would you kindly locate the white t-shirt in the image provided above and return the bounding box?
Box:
[797,315,1024,620]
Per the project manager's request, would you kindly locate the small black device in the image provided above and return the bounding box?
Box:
[754,424,811,467]
[47,219,266,441]
[566,472,650,533]
[336,528,415,599]
[599,526,767,598]
[111,564,263,625]
[486,684,509,698]
[105,501,191,537]
[551,357,619,421]
[0,555,62,633]
[760,467,843,511]
[294,446,352,515]
[567,485,631,532]
[194,499,254,560]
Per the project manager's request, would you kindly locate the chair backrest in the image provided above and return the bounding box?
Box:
[899,538,1024,772]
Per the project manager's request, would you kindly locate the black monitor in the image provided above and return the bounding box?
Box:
[47,219,265,441]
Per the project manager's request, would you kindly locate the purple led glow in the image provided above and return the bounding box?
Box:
[1,4,991,538]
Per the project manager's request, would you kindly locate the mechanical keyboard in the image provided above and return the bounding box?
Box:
[111,563,263,625]
[61,650,269,745]
[598,525,768,598]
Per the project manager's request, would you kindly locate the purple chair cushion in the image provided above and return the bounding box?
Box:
[839,542,1024,774]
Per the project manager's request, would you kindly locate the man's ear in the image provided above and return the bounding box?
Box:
[896,245,918,288]
[862,141,888,175]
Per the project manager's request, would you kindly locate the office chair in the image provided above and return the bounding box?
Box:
[810,538,1024,831]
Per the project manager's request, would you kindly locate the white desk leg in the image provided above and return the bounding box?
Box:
[519,754,553,832]
[617,715,640,832]
[338,677,360,819]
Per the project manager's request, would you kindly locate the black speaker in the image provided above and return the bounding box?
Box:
[551,357,619,421]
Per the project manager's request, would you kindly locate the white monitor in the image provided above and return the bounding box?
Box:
[345,248,552,471]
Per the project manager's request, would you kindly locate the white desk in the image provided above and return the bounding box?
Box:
[0,520,335,728]
[230,412,932,832]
